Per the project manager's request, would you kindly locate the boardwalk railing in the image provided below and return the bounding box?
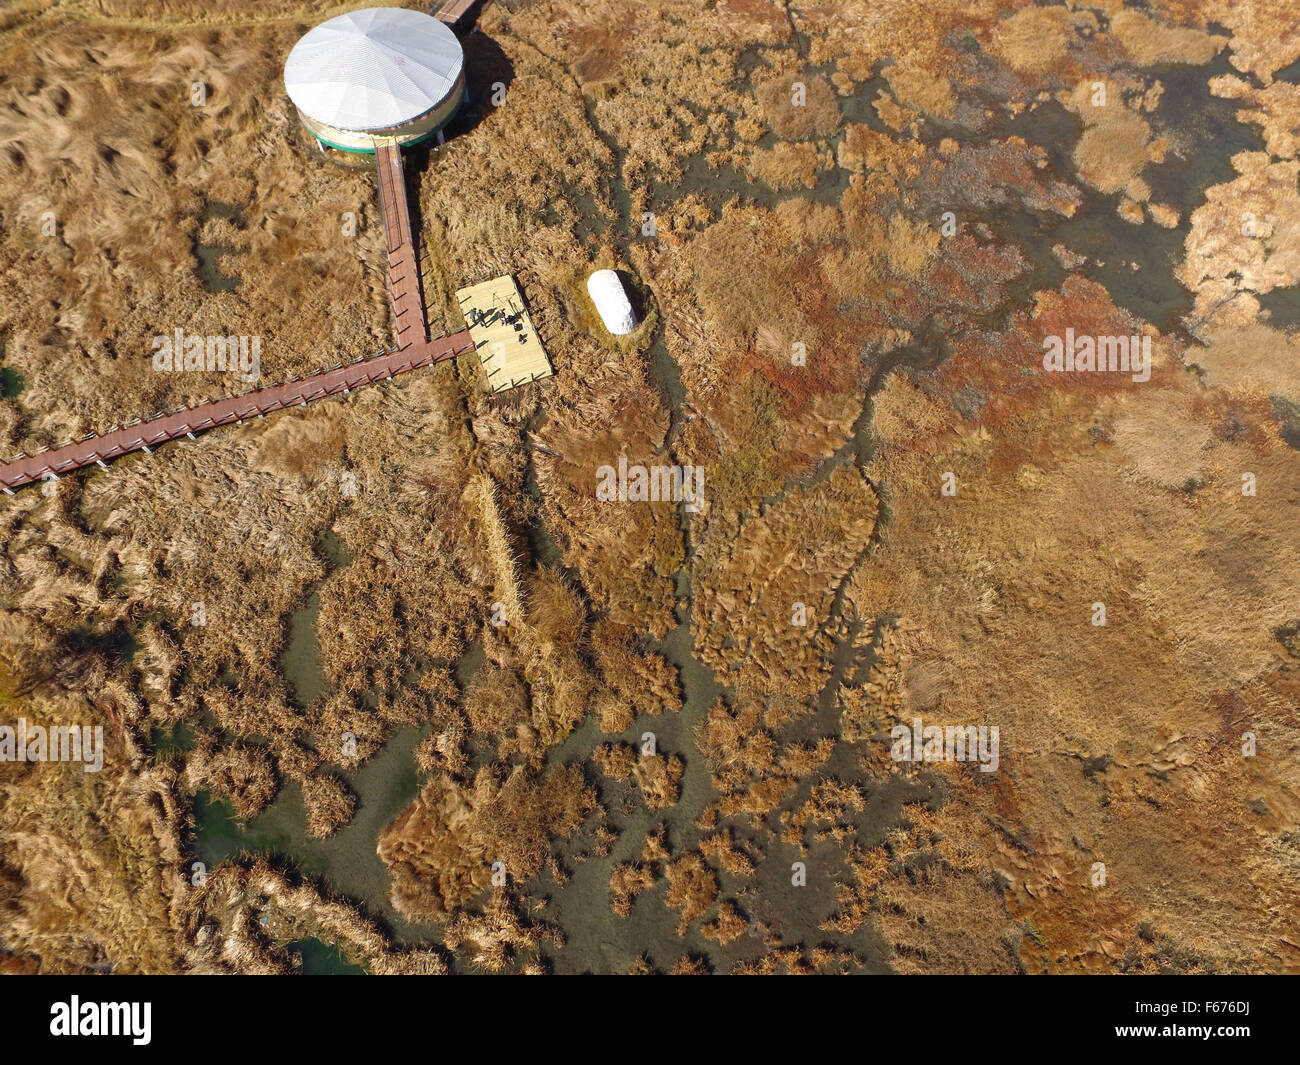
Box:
[0,330,474,494]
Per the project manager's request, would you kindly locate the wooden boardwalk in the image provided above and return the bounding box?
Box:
[457,276,554,392]
[375,141,428,349]
[0,330,474,493]
[0,134,473,495]
[435,0,480,28]
[0,43,511,495]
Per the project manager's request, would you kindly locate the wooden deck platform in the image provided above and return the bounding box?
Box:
[455,276,554,393]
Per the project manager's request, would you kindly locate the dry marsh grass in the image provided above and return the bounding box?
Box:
[1109,9,1226,66]
[4,0,1300,976]
[0,20,388,450]
[847,298,1300,969]
[377,763,594,923]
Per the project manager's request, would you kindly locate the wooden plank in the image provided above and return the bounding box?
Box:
[455,275,554,393]
[435,0,478,27]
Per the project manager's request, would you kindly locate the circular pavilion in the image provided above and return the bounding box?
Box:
[284,7,465,153]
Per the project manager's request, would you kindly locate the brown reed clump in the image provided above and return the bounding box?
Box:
[755,74,842,140]
[299,770,358,840]
[663,851,718,936]
[183,734,279,820]
[378,764,594,923]
[701,900,748,945]
[179,856,446,975]
[441,892,558,972]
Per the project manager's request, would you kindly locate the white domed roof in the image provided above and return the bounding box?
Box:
[587,270,638,336]
[284,7,464,132]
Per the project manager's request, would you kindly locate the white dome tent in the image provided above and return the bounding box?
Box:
[587,269,638,336]
[284,7,465,153]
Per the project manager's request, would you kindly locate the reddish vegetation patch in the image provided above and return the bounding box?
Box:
[929,277,1175,428]
[752,253,863,420]
[722,0,788,24]
[567,13,636,83]
[915,137,1082,215]
[927,237,1028,321]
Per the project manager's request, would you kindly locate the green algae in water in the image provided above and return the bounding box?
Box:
[0,367,23,399]
[195,528,448,944]
[65,621,139,665]
[1270,395,1300,452]
[280,590,327,708]
[290,937,367,975]
[1257,285,1300,333]
[151,720,196,754]
[985,55,1268,336]
[193,723,437,946]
